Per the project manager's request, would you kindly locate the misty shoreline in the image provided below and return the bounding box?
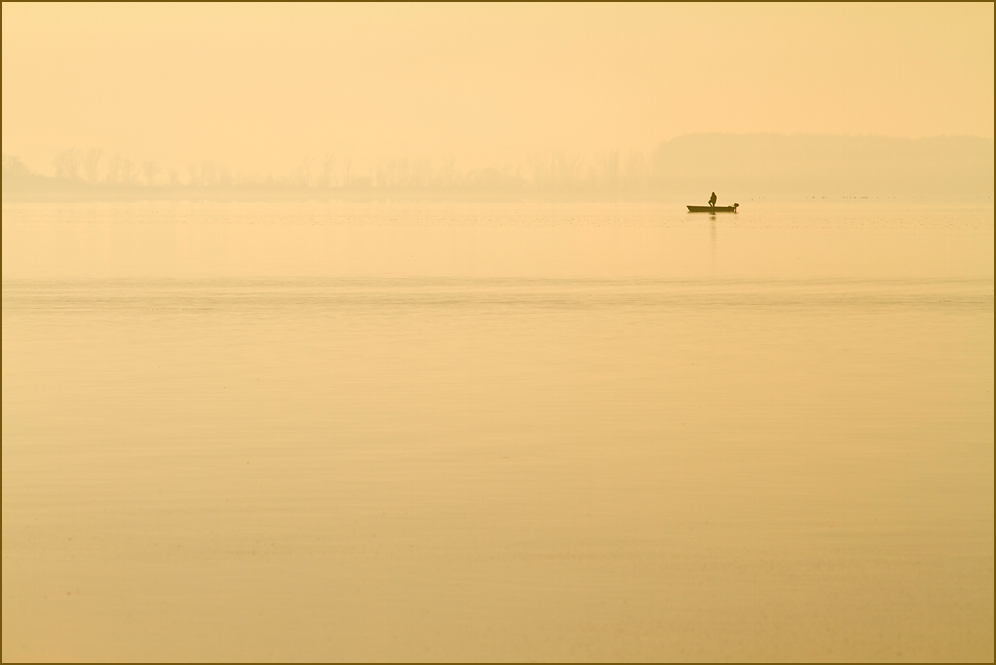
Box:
[4,135,992,203]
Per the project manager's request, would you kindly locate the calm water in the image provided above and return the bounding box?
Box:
[3,201,993,661]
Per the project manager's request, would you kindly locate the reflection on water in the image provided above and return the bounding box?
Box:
[2,202,993,661]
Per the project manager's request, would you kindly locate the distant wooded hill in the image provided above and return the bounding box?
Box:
[3,135,993,201]
[651,134,994,200]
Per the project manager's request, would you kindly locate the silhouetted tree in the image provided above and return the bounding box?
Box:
[594,149,619,189]
[217,164,232,187]
[202,162,217,186]
[119,158,136,185]
[439,156,455,187]
[295,157,313,187]
[322,155,336,188]
[143,160,160,187]
[54,149,82,180]
[106,154,122,183]
[2,154,31,178]
[623,151,647,189]
[341,157,351,188]
[83,148,102,184]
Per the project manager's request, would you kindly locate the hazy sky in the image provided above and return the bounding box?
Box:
[3,2,993,174]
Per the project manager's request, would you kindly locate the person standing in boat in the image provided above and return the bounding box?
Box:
[709,192,718,207]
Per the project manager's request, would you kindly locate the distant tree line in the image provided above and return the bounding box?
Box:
[3,148,654,192]
[4,135,992,200]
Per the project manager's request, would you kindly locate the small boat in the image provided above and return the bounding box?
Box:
[687,203,739,213]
